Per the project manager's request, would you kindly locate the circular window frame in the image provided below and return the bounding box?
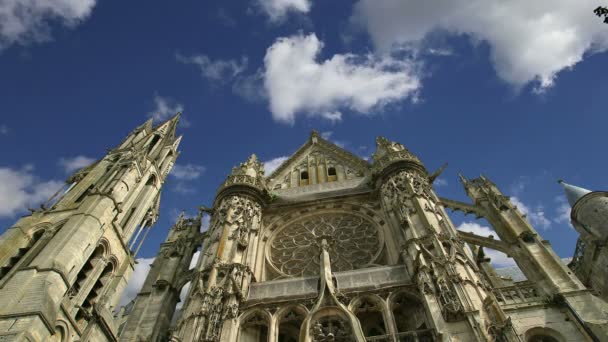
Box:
[265,210,385,278]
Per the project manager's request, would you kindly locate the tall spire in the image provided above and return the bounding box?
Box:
[558,180,592,206]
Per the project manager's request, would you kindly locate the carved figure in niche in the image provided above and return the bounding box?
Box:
[310,316,353,342]
[417,269,434,295]
[269,213,381,277]
[436,277,464,321]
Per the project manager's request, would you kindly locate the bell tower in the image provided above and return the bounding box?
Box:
[0,114,181,341]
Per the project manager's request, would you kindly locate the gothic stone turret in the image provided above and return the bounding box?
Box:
[561,181,608,304]
[0,114,181,341]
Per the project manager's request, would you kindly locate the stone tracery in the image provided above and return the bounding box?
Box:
[268,212,382,277]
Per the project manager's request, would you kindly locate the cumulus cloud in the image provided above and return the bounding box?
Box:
[148,95,188,127]
[118,257,154,308]
[264,33,420,124]
[0,0,96,50]
[0,166,63,218]
[256,0,311,22]
[176,53,248,83]
[263,156,289,175]
[59,155,95,173]
[456,222,516,267]
[170,163,206,181]
[511,196,551,229]
[0,125,8,135]
[352,0,608,91]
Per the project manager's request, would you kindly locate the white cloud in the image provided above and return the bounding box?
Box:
[457,221,498,239]
[263,156,289,175]
[263,33,421,124]
[256,0,311,22]
[148,95,187,127]
[0,166,63,218]
[170,163,205,181]
[320,131,347,148]
[0,124,8,135]
[176,53,248,83]
[456,222,516,267]
[554,196,572,224]
[434,178,448,187]
[118,257,154,308]
[0,0,96,50]
[352,0,608,91]
[511,196,551,229]
[320,131,333,140]
[59,155,95,173]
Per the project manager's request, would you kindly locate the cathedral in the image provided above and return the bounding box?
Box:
[0,114,607,342]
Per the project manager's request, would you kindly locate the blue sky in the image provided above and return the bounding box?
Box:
[1,0,607,303]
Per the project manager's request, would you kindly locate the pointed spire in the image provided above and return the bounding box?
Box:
[558,180,592,206]
[153,112,181,136]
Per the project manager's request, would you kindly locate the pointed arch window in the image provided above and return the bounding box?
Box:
[353,297,387,340]
[391,293,434,340]
[239,311,270,342]
[278,308,305,342]
[69,243,115,327]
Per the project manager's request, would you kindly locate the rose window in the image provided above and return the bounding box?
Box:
[268,212,382,277]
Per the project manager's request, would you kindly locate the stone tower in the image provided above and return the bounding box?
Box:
[119,131,608,342]
[560,181,608,303]
[118,209,206,341]
[0,114,181,341]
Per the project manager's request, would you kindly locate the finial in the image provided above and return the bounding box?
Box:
[458,172,468,185]
[311,130,319,144]
[429,162,448,183]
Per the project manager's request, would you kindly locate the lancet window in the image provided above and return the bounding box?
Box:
[68,242,115,327]
[238,311,270,342]
[277,308,305,342]
[390,292,434,341]
[353,297,388,340]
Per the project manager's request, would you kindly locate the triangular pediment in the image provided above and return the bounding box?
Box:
[267,131,371,192]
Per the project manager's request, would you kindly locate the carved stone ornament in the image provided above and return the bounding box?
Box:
[269,212,382,277]
[310,316,354,342]
[371,136,423,175]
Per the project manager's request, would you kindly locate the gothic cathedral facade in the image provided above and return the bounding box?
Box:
[0,117,607,342]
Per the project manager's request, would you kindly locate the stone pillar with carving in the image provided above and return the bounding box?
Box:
[373,136,495,341]
[172,155,269,342]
